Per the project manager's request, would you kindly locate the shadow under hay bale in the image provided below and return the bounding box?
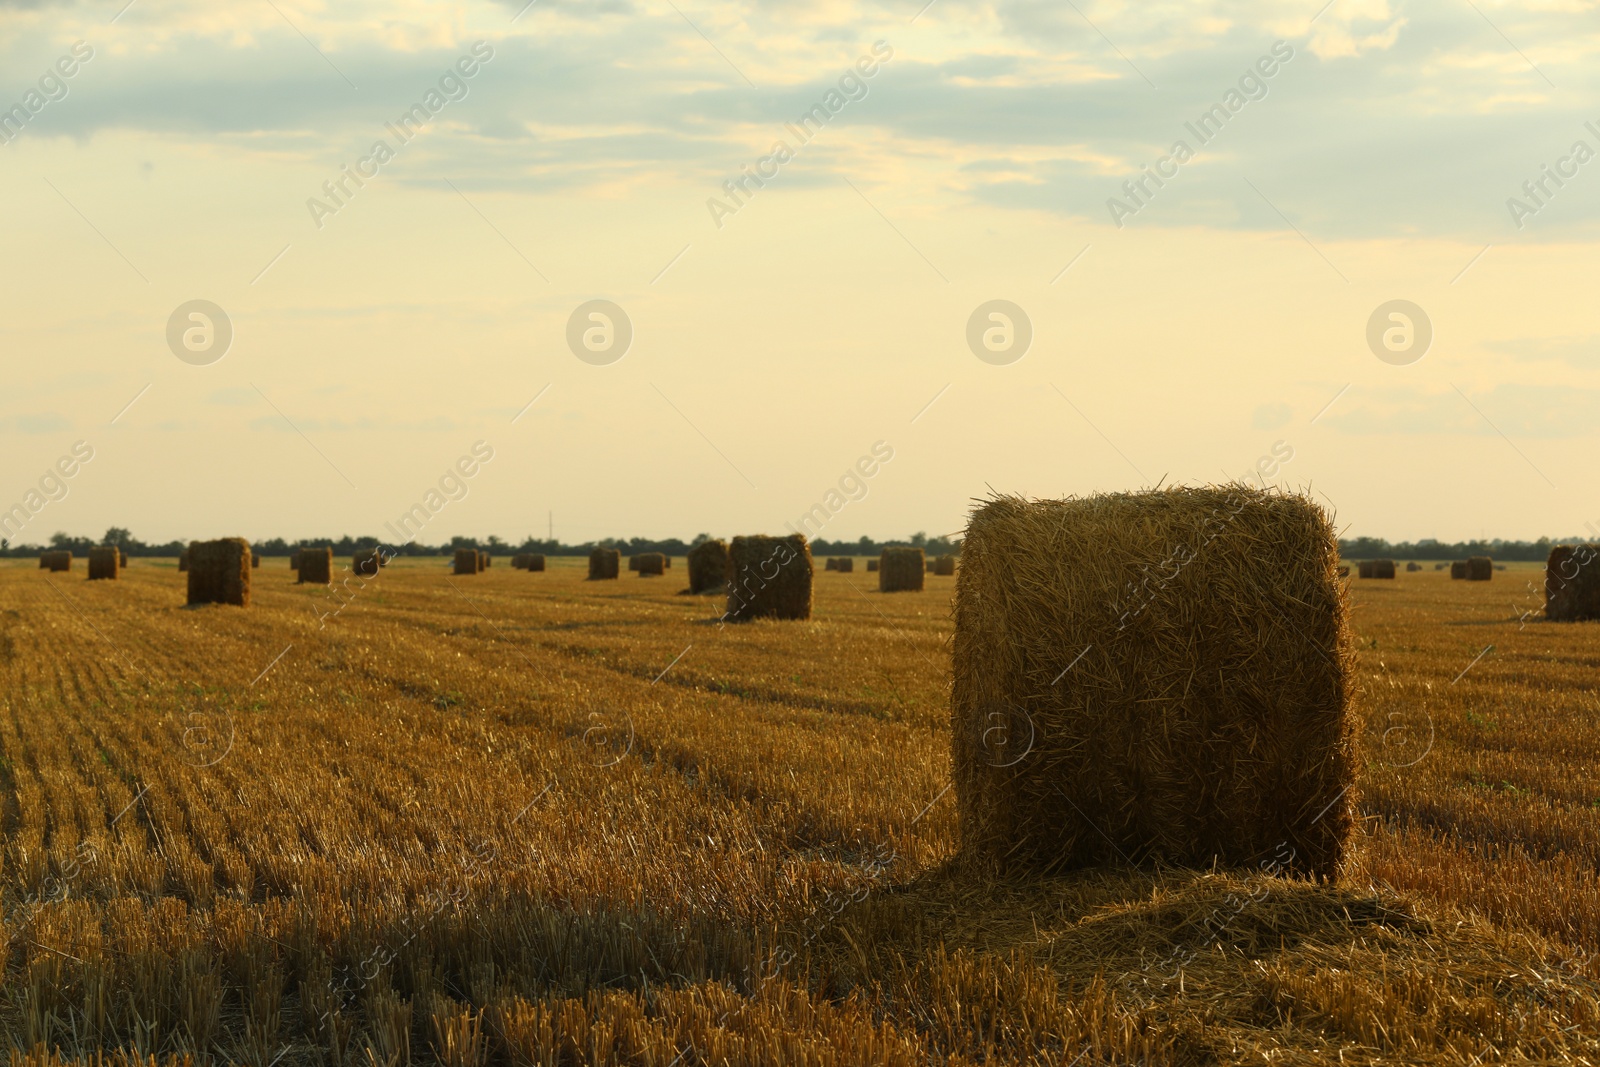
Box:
[935,555,957,576]
[725,535,812,621]
[879,547,925,592]
[951,488,1355,881]
[1547,545,1600,621]
[589,548,620,580]
[1466,555,1493,581]
[686,540,729,595]
[635,552,666,576]
[186,538,251,607]
[299,547,333,585]
[1451,561,1468,579]
[87,546,119,581]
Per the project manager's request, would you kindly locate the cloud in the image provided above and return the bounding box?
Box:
[0,413,71,433]
[1483,335,1600,369]
[1252,402,1292,430]
[1324,383,1600,439]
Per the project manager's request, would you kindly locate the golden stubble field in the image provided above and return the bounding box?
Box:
[1,554,1598,1065]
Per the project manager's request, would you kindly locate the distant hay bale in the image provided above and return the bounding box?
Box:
[1357,561,1372,579]
[87,547,120,581]
[636,552,666,576]
[879,547,925,592]
[934,555,957,576]
[1466,556,1493,581]
[290,551,301,570]
[478,551,488,572]
[251,554,260,569]
[925,559,935,572]
[1435,562,1448,570]
[687,540,729,594]
[1405,561,1422,572]
[628,556,642,572]
[119,549,128,567]
[186,538,251,607]
[298,548,333,585]
[664,556,672,569]
[512,554,528,570]
[866,559,879,572]
[353,549,382,578]
[1547,545,1600,622]
[1450,561,1468,579]
[526,555,546,572]
[40,551,72,572]
[725,535,812,621]
[952,488,1355,880]
[589,548,621,580]
[836,557,854,573]
[824,558,839,571]
[177,549,188,573]
[38,555,48,569]
[1366,560,1396,579]
[454,549,478,576]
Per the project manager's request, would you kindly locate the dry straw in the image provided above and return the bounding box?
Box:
[478,551,488,573]
[1451,561,1468,579]
[628,556,642,572]
[1546,545,1600,621]
[686,539,729,594]
[1367,559,1396,579]
[87,546,119,581]
[879,547,925,592]
[177,549,189,573]
[835,557,854,573]
[934,555,957,576]
[824,558,839,571]
[866,559,879,572]
[353,549,383,579]
[526,554,546,572]
[635,552,666,576]
[951,487,1356,881]
[512,554,528,570]
[454,549,478,576]
[1466,555,1493,581]
[589,548,620,580]
[186,538,251,607]
[40,551,72,572]
[299,548,333,585]
[119,549,128,567]
[291,551,301,570]
[725,535,812,621]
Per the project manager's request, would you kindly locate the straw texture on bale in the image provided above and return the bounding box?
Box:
[525,554,546,572]
[87,547,120,581]
[725,535,812,622]
[186,538,251,607]
[635,552,666,576]
[1466,556,1493,581]
[453,549,478,576]
[934,555,957,576]
[879,547,925,593]
[589,548,620,580]
[952,488,1356,881]
[1546,545,1600,622]
[1451,561,1468,579]
[686,540,729,594]
[835,557,854,573]
[298,548,333,585]
[353,549,383,579]
[1337,565,1350,578]
[867,559,879,572]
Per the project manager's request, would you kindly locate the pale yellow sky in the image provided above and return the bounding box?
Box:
[3,0,1598,546]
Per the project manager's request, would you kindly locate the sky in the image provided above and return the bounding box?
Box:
[3,0,1599,546]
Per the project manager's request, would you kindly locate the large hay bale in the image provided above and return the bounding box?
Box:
[687,540,729,594]
[526,555,546,572]
[726,535,812,621]
[40,551,71,571]
[511,554,528,570]
[879,547,925,592]
[298,547,333,585]
[934,555,957,576]
[867,559,879,572]
[628,555,642,572]
[952,488,1355,880]
[454,549,478,576]
[1366,559,1396,579]
[87,546,120,581]
[1466,556,1493,581]
[1450,561,1467,579]
[636,552,666,576]
[1547,545,1600,622]
[825,558,839,571]
[836,557,854,573]
[353,549,382,579]
[186,538,251,607]
[589,548,620,580]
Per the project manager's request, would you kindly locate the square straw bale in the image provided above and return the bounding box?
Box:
[454,549,478,576]
[87,547,119,580]
[1547,545,1600,621]
[687,540,729,594]
[589,548,621,580]
[186,538,251,607]
[879,547,925,592]
[636,552,666,576]
[1466,556,1493,581]
[526,555,546,572]
[299,548,333,585]
[725,535,812,621]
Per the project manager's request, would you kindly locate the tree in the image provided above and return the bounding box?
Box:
[103,527,133,547]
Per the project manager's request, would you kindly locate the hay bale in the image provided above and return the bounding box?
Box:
[526,555,546,572]
[1450,561,1467,579]
[353,549,382,578]
[925,559,935,572]
[664,556,672,569]
[186,538,251,607]
[825,558,839,572]
[251,554,260,569]
[1435,562,1448,570]
[687,540,729,594]
[836,557,854,573]
[935,555,957,576]
[40,551,72,571]
[1466,556,1493,581]
[512,554,528,570]
[291,551,301,570]
[879,547,925,592]
[866,559,879,572]
[298,547,332,585]
[952,488,1354,880]
[1547,545,1600,622]
[478,551,488,572]
[1366,560,1396,579]
[725,535,812,621]
[177,549,188,573]
[636,552,666,576]
[119,549,128,567]
[589,548,620,580]
[1405,561,1422,572]
[628,556,642,572]
[1356,560,1372,579]
[37,555,48,569]
[87,546,120,581]
[454,549,478,576]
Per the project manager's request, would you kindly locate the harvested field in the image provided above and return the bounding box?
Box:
[0,555,1594,1064]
